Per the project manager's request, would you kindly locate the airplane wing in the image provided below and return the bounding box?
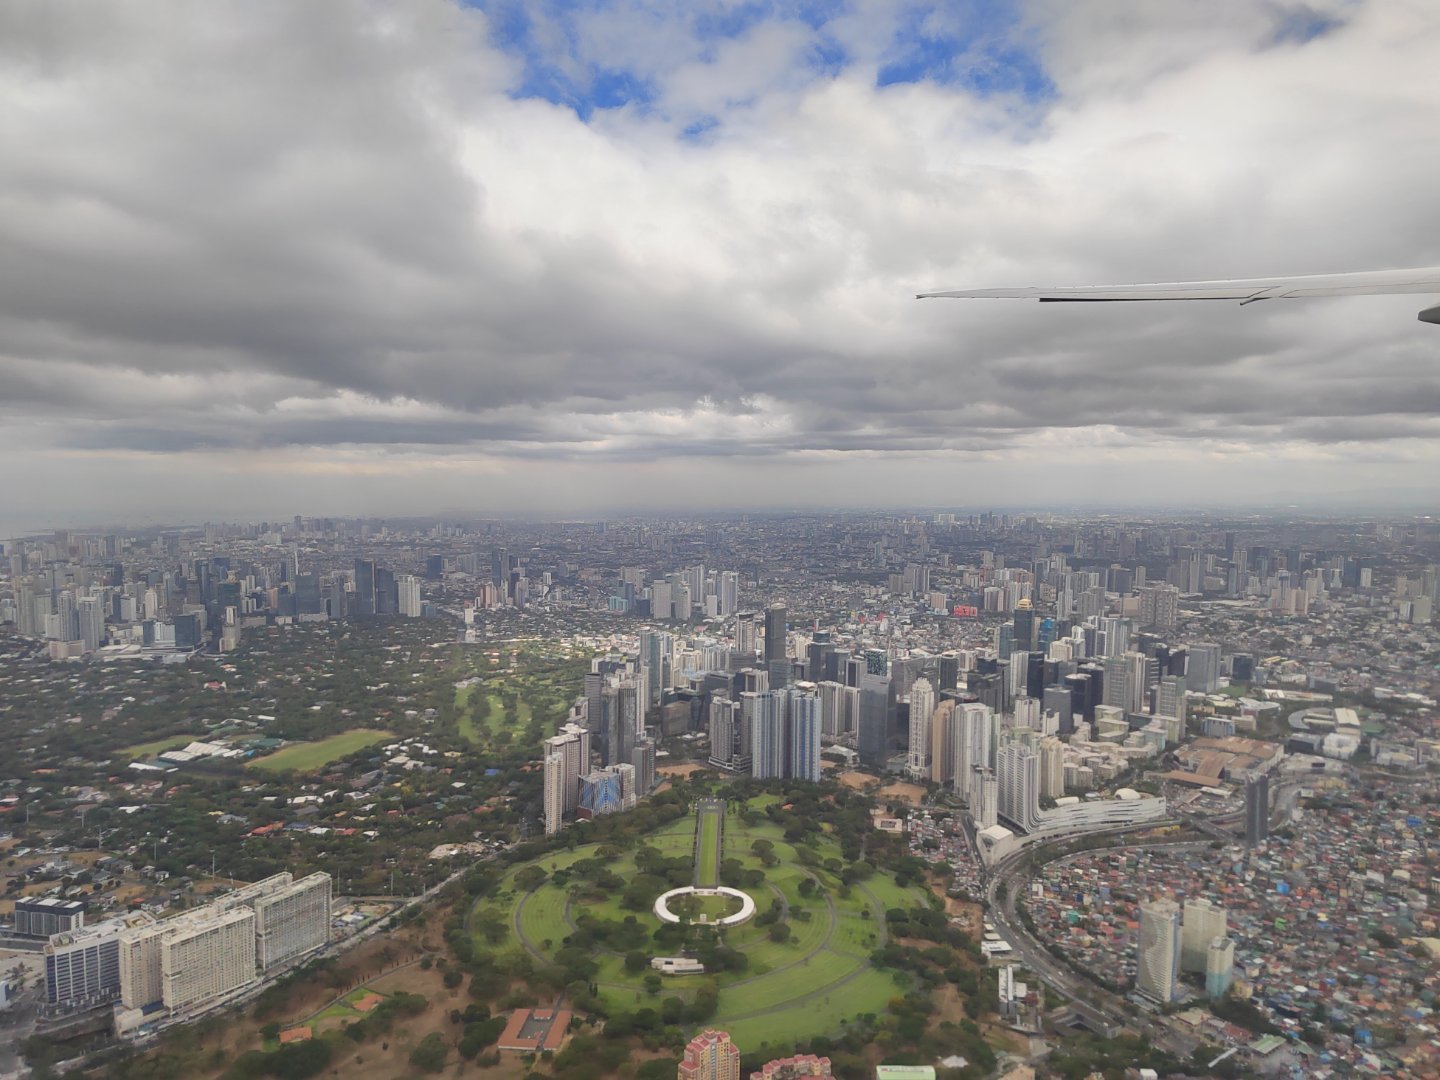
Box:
[917,267,1440,324]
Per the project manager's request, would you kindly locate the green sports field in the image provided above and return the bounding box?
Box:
[248,729,392,772]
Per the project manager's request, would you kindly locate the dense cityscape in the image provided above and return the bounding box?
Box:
[0,510,1435,1079]
[4,2,1439,1079]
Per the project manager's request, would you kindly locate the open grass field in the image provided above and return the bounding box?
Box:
[455,686,533,745]
[121,733,199,758]
[470,796,935,1056]
[249,728,392,772]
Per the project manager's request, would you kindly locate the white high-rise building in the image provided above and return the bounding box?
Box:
[1013,696,1040,730]
[788,689,822,782]
[1137,899,1181,1004]
[997,740,1041,833]
[717,571,739,617]
[1205,936,1236,999]
[253,873,332,972]
[160,907,257,1011]
[397,575,422,617]
[972,769,998,829]
[952,702,996,796]
[816,680,846,741]
[1038,737,1066,800]
[747,690,787,780]
[1181,898,1227,975]
[77,596,104,653]
[906,677,934,780]
[542,722,591,835]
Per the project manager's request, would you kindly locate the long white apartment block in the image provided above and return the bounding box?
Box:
[160,906,257,1011]
[252,872,332,971]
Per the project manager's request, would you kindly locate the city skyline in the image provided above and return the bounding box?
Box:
[2,1,1438,529]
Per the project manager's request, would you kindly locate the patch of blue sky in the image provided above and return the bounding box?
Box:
[874,0,1054,101]
[1269,6,1346,46]
[467,0,659,117]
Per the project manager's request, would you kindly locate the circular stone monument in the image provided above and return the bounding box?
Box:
[653,885,756,927]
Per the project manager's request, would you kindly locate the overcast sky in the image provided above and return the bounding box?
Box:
[3,0,1439,531]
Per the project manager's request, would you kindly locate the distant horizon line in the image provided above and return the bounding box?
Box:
[4,502,1437,539]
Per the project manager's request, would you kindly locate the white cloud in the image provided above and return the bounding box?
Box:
[0,0,1437,527]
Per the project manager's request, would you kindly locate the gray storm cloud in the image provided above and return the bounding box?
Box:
[0,0,1438,524]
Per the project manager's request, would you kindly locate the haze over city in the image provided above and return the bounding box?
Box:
[3,4,1440,1080]
[3,0,1439,532]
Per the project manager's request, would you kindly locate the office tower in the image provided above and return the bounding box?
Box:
[816,680,845,741]
[679,1029,741,1080]
[1038,736,1065,800]
[788,689,822,782]
[1245,773,1270,846]
[14,898,85,938]
[632,736,657,794]
[1181,898,1227,974]
[1137,899,1181,1004]
[906,677,934,779]
[747,691,787,780]
[1042,685,1074,735]
[1186,642,1222,692]
[1155,675,1186,721]
[252,873,331,972]
[928,699,956,785]
[353,558,376,615]
[639,629,670,711]
[578,765,631,818]
[717,571,739,617]
[1205,937,1236,999]
[1103,651,1148,716]
[734,611,758,656]
[46,913,156,1010]
[425,553,445,580]
[938,652,960,691]
[707,696,748,772]
[294,573,321,614]
[1139,583,1180,629]
[857,670,891,768]
[397,575,422,617]
[1012,604,1035,652]
[544,723,591,833]
[77,596,104,652]
[997,741,1041,833]
[763,605,787,665]
[1012,695,1039,730]
[373,566,397,614]
[600,679,638,768]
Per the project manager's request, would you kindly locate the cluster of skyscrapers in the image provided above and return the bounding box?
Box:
[41,871,331,1028]
[1137,896,1236,1004]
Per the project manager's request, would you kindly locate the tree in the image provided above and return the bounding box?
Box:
[408,1032,449,1073]
[515,865,547,891]
[625,950,649,974]
[768,922,792,943]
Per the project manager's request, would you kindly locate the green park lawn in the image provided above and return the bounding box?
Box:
[471,796,933,1056]
[248,728,393,772]
[696,806,722,887]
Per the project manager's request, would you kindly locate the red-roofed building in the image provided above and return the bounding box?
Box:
[679,1030,740,1080]
[750,1053,831,1080]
